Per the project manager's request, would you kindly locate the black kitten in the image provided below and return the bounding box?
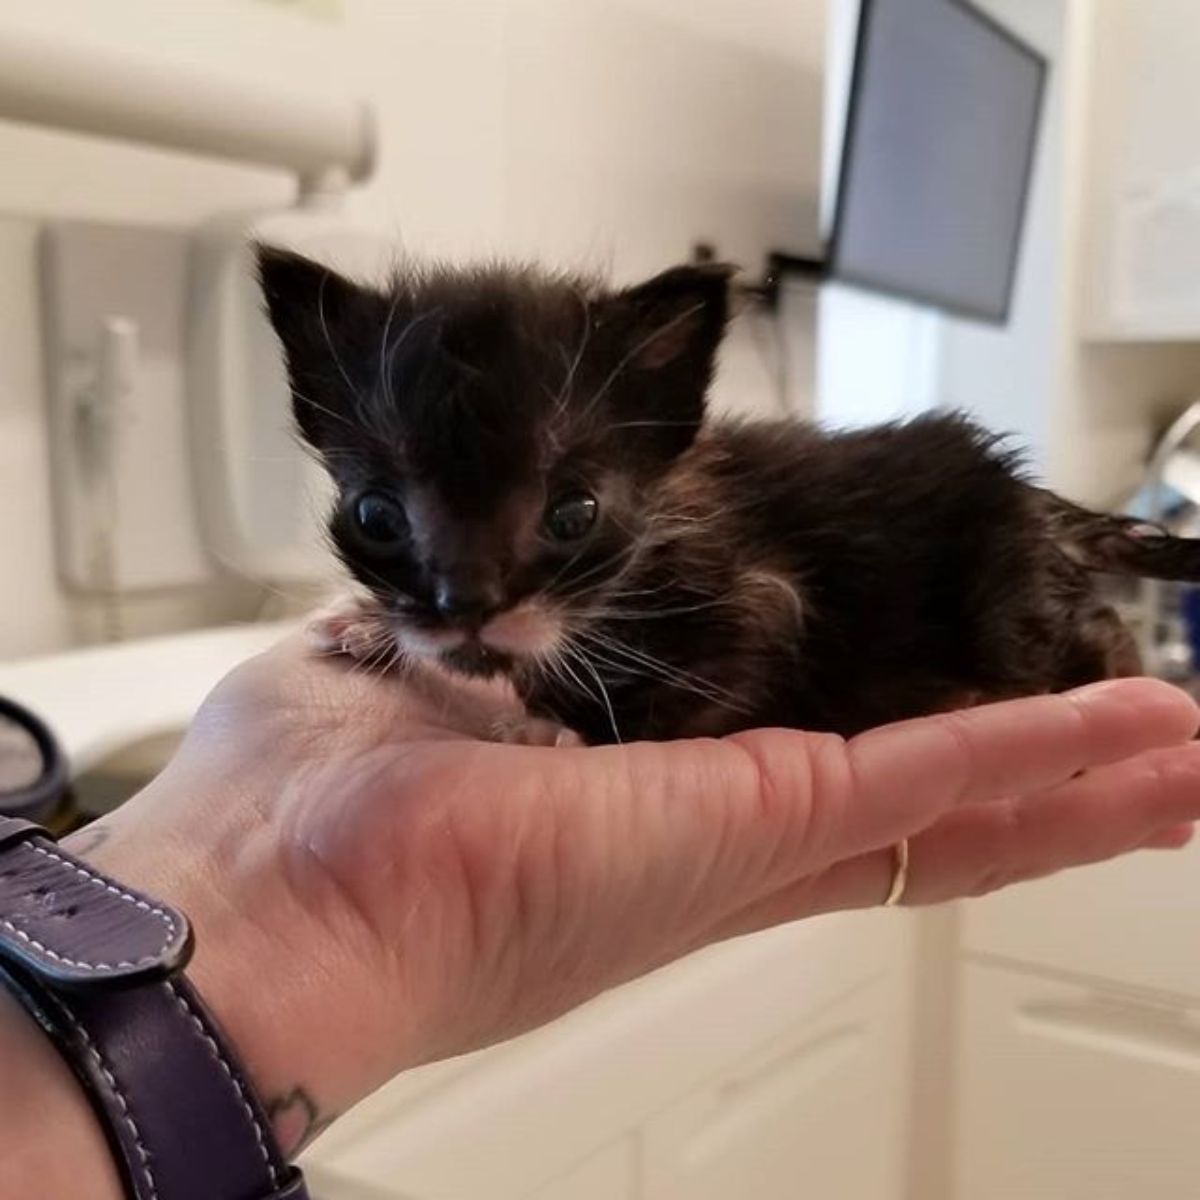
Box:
[258,246,1197,744]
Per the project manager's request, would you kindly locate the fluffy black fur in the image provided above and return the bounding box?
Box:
[258,246,1197,743]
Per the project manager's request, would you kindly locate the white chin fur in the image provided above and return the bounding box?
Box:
[480,604,563,658]
[391,604,563,663]
[394,624,467,660]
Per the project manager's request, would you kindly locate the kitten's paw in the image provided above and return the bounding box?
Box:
[306,597,389,661]
[490,715,585,747]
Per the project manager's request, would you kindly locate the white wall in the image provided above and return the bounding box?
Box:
[0,0,826,658]
[814,0,943,432]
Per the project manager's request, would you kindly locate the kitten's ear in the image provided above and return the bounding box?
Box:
[255,244,384,450]
[610,262,732,378]
[600,263,733,455]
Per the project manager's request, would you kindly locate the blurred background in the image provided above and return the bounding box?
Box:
[3,1,1200,1197]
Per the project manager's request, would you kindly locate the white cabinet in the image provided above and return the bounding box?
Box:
[960,836,1200,999]
[642,978,907,1200]
[1082,0,1200,339]
[956,812,1200,1198]
[523,1139,636,1200]
[304,913,913,1200]
[956,962,1200,1200]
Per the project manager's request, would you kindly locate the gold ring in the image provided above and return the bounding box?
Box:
[884,838,909,907]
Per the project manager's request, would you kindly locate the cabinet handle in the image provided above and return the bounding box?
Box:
[1017,996,1200,1069]
[683,1024,863,1166]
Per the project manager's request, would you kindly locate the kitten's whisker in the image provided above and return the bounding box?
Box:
[560,641,636,686]
[545,646,588,701]
[368,628,406,680]
[291,388,360,434]
[318,271,364,407]
[597,576,710,604]
[551,644,604,711]
[354,645,385,680]
[543,539,595,592]
[605,419,701,432]
[594,579,675,600]
[376,288,406,411]
[552,541,643,595]
[563,643,622,744]
[340,559,405,597]
[344,628,393,680]
[551,291,592,420]
[531,648,567,699]
[586,646,740,712]
[586,632,734,698]
[575,628,748,712]
[604,509,707,557]
[569,633,670,686]
[384,308,443,400]
[588,596,733,620]
[646,511,709,527]
[360,305,443,449]
[384,636,408,677]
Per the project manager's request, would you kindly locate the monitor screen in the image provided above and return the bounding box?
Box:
[829,0,1046,323]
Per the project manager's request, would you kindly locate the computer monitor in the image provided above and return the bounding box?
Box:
[827,0,1047,324]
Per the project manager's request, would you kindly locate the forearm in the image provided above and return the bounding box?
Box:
[0,988,123,1200]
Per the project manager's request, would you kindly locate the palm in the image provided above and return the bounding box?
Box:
[94,637,1200,1116]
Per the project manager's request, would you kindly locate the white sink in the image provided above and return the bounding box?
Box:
[0,620,299,774]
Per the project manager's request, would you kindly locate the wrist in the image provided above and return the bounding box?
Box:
[0,811,315,1198]
[0,987,123,1200]
[67,799,376,1156]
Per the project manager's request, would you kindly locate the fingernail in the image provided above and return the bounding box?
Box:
[1144,822,1196,850]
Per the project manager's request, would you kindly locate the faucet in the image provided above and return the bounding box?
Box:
[1134,399,1200,678]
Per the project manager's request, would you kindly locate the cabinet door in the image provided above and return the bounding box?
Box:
[961,834,1200,999]
[304,914,908,1200]
[1082,0,1200,337]
[305,1165,418,1200]
[308,1140,636,1200]
[522,1139,637,1200]
[957,962,1200,1200]
[641,978,908,1200]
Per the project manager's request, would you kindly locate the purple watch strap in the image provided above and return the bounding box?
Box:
[0,817,310,1200]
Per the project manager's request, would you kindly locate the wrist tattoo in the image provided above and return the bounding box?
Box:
[265,1086,339,1156]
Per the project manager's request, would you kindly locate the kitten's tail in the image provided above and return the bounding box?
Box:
[1040,490,1200,581]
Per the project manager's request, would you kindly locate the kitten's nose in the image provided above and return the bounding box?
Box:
[433,577,504,627]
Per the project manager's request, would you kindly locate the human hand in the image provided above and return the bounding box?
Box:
[73,637,1200,1153]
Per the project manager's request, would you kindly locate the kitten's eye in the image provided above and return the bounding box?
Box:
[351,492,409,550]
[544,491,599,542]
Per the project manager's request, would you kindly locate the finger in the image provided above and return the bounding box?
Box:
[800,679,1196,862]
[591,679,1196,921]
[904,740,1200,903]
[1141,822,1196,850]
[707,741,1200,939]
